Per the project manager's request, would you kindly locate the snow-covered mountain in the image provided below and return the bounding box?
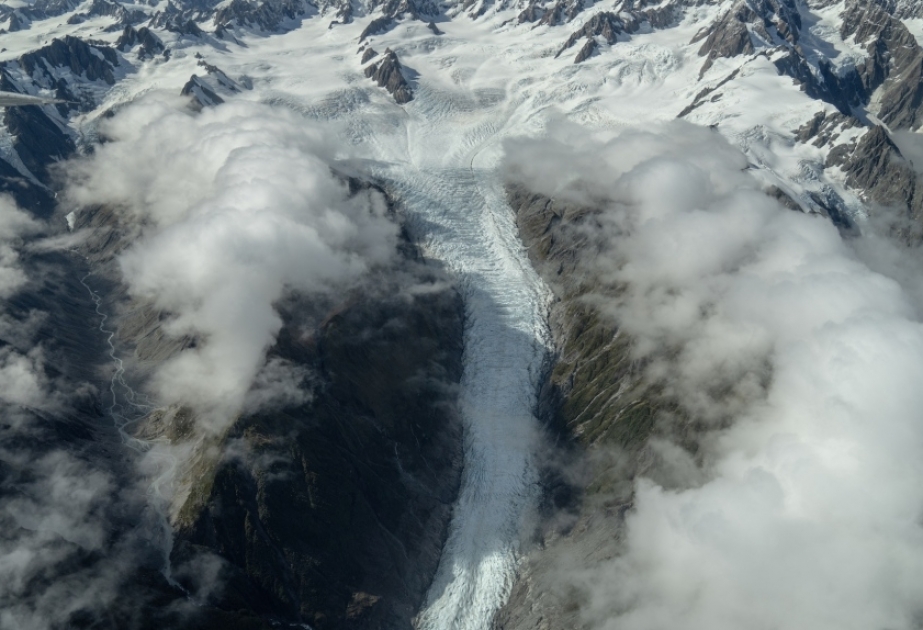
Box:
[4,0,923,629]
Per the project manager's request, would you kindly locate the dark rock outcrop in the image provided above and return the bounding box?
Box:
[7,11,30,31]
[795,110,860,147]
[116,25,167,59]
[840,0,923,130]
[18,36,119,85]
[4,104,76,185]
[13,0,81,21]
[573,37,598,63]
[557,10,642,58]
[173,279,465,629]
[492,185,658,630]
[181,58,243,109]
[181,75,225,108]
[359,15,394,41]
[678,67,741,117]
[150,3,207,36]
[67,0,147,26]
[0,35,121,114]
[364,49,414,104]
[838,125,923,239]
[0,155,55,218]
[693,0,801,75]
[214,0,310,33]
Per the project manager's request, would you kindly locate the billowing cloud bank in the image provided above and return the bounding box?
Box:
[506,122,923,629]
[66,96,399,428]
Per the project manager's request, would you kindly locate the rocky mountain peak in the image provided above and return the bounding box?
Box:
[364,47,414,103]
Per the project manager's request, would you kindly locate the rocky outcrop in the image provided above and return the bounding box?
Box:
[573,38,598,63]
[696,0,923,130]
[837,125,923,240]
[687,0,923,126]
[894,0,923,19]
[0,35,121,114]
[0,156,55,218]
[149,3,208,36]
[556,10,642,58]
[364,49,414,104]
[491,186,660,630]
[18,36,119,86]
[3,103,76,186]
[795,109,860,147]
[171,277,464,630]
[116,25,167,59]
[361,47,379,63]
[840,0,923,130]
[693,0,801,75]
[66,0,147,27]
[214,0,310,33]
[678,67,741,117]
[181,76,225,108]
[771,50,865,115]
[534,0,583,28]
[0,0,80,29]
[19,35,119,85]
[359,15,394,41]
[181,58,243,109]
[359,0,440,43]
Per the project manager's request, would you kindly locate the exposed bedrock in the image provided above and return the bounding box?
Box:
[364,48,414,104]
[71,177,466,629]
[492,186,660,630]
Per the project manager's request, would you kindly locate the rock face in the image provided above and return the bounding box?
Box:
[836,125,923,240]
[360,47,379,63]
[694,0,800,74]
[181,59,243,108]
[557,10,641,58]
[0,156,55,216]
[181,75,225,108]
[0,81,70,215]
[171,279,465,630]
[364,49,414,104]
[3,104,76,184]
[0,0,80,29]
[19,36,119,86]
[840,0,923,130]
[116,25,167,59]
[214,0,310,33]
[688,0,923,130]
[359,15,394,41]
[491,185,656,630]
[1,35,122,112]
[66,0,147,27]
[71,177,466,629]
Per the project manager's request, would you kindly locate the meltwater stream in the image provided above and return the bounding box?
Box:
[78,270,178,581]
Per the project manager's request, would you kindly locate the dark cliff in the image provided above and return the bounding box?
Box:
[70,176,466,629]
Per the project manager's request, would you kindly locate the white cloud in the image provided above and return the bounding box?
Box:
[505,121,923,629]
[65,94,400,430]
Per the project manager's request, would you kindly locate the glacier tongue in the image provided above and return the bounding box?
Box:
[379,139,552,630]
